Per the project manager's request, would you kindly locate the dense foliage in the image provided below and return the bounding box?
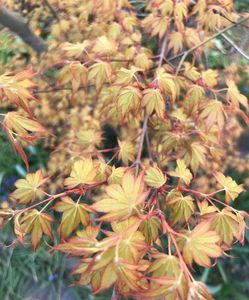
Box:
[0,1,249,299]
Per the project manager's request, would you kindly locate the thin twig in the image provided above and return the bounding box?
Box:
[220,32,249,61]
[134,34,168,169]
[171,15,249,75]
[42,0,60,21]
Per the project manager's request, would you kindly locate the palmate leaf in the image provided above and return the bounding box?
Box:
[201,69,218,88]
[20,209,54,250]
[207,208,246,245]
[3,112,48,168]
[214,172,244,203]
[168,159,192,186]
[168,31,183,55]
[116,86,141,118]
[188,281,214,300]
[199,100,226,130]
[60,40,90,58]
[11,169,47,204]
[178,222,222,267]
[142,88,165,119]
[92,171,148,222]
[0,69,37,114]
[114,66,140,86]
[88,60,113,90]
[139,216,161,243]
[145,165,166,188]
[147,253,188,300]
[118,140,136,165]
[166,191,194,225]
[64,157,99,189]
[52,196,92,238]
[226,80,249,109]
[183,142,206,173]
[55,234,121,256]
[110,217,147,263]
[156,68,177,103]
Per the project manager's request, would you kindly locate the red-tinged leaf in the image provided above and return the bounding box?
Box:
[0,69,38,114]
[178,222,223,267]
[20,209,54,250]
[52,196,92,238]
[64,158,99,189]
[214,172,244,203]
[11,169,47,204]
[92,171,148,222]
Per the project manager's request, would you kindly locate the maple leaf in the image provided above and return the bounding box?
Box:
[88,61,112,90]
[3,112,48,168]
[115,258,147,292]
[92,171,148,222]
[168,32,183,55]
[61,40,90,58]
[52,196,92,238]
[116,86,141,118]
[134,51,153,71]
[114,66,140,86]
[139,216,161,243]
[183,142,206,173]
[188,281,214,300]
[0,69,37,114]
[198,200,217,216]
[168,159,192,185]
[58,62,88,93]
[156,68,177,103]
[20,209,54,250]
[77,129,102,148]
[55,234,121,256]
[226,80,248,109]
[178,222,222,267]
[201,69,218,88]
[92,35,117,56]
[199,100,226,130]
[118,140,136,165]
[107,166,126,184]
[64,158,99,189]
[11,169,46,204]
[144,166,166,188]
[142,88,165,119]
[147,253,188,299]
[214,172,244,203]
[208,208,241,245]
[174,2,187,22]
[166,191,194,225]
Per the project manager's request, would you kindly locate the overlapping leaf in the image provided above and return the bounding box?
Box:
[52,196,92,238]
[168,159,192,185]
[11,169,46,204]
[178,222,222,267]
[92,171,148,222]
[20,209,54,250]
[214,172,243,203]
[64,157,99,189]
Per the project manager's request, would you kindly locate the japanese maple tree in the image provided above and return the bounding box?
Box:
[0,0,249,299]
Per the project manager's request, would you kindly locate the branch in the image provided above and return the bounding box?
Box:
[42,0,60,21]
[220,32,249,61]
[171,15,249,75]
[134,34,168,168]
[0,5,47,53]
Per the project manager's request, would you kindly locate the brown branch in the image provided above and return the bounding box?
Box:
[0,5,47,53]
[134,34,168,168]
